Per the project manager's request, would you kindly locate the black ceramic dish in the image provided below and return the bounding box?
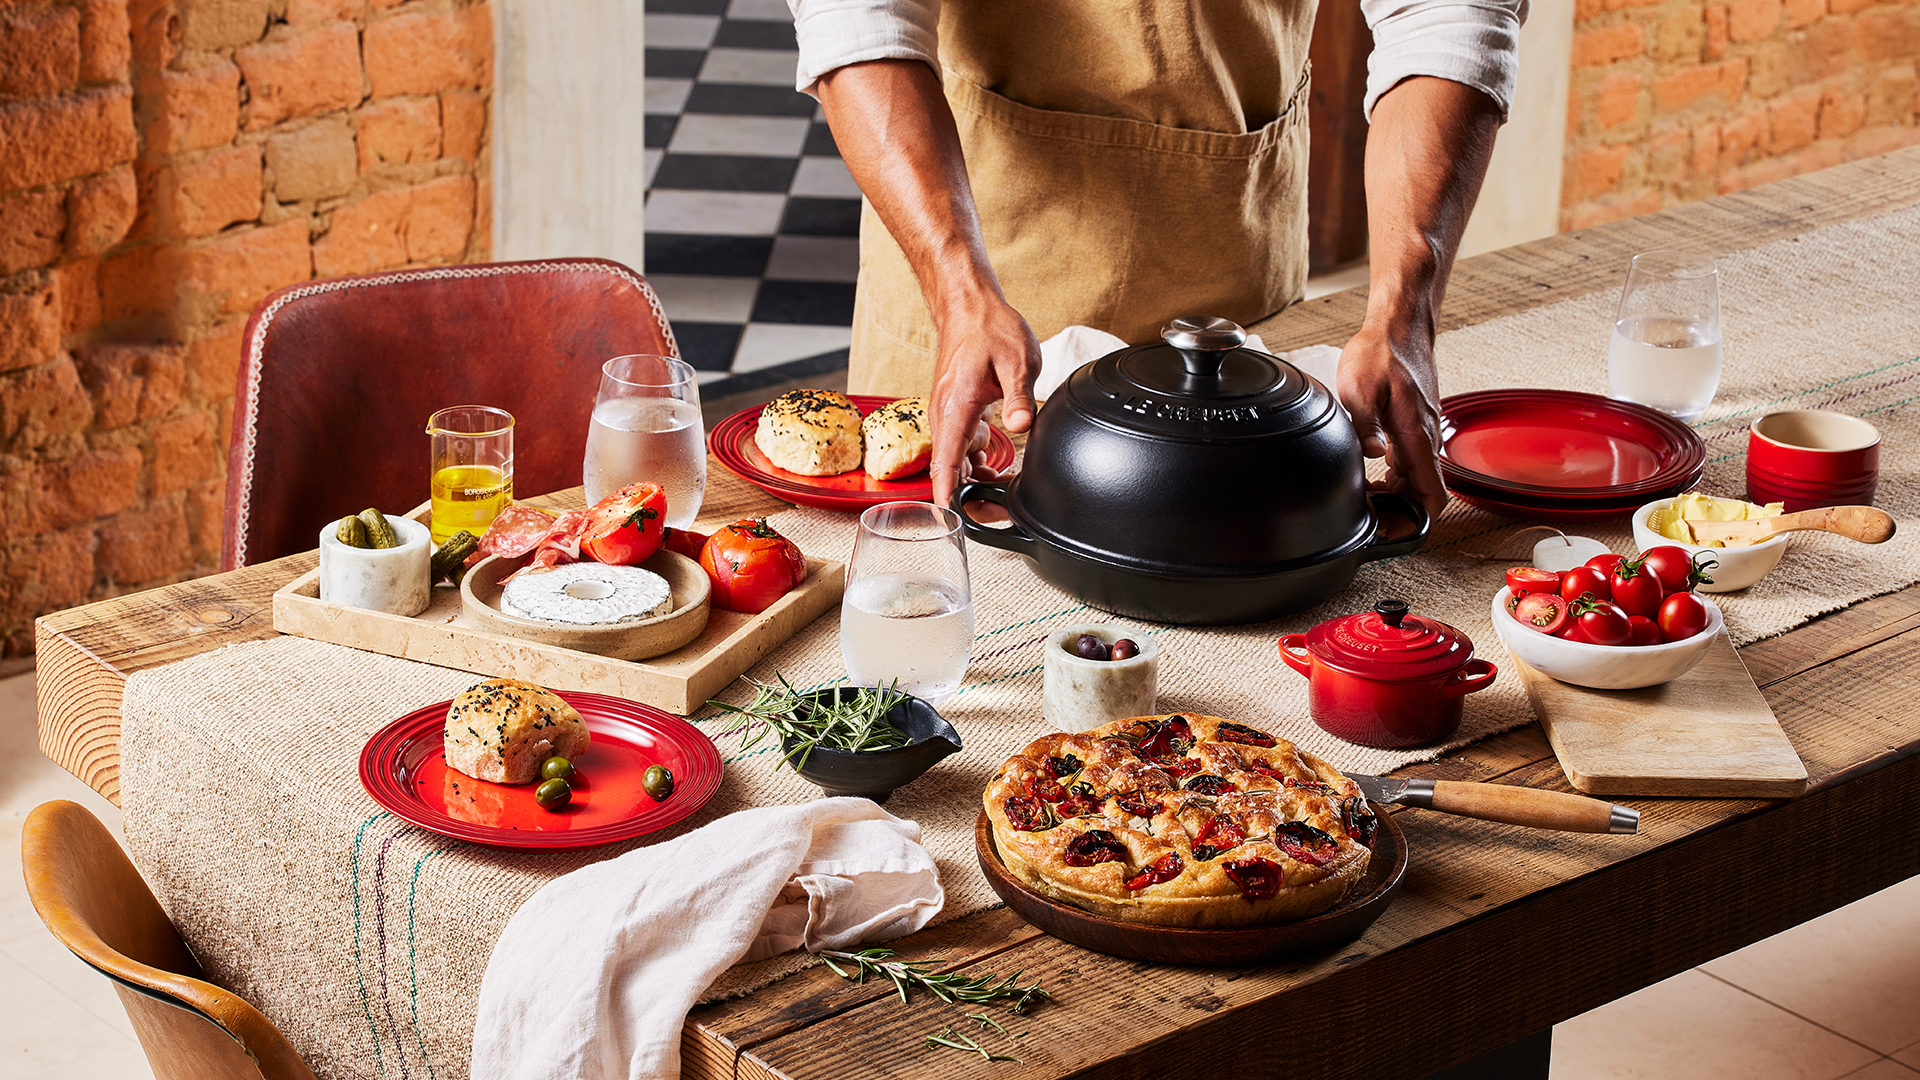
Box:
[780,688,963,803]
[952,315,1430,626]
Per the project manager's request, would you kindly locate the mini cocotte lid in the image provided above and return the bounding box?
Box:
[1300,599,1477,681]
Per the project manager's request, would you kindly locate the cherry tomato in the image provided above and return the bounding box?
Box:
[1638,546,1693,594]
[1505,567,1561,594]
[1584,553,1626,577]
[579,483,667,565]
[699,518,808,614]
[1557,620,1591,643]
[1512,591,1569,635]
[1608,557,1665,618]
[1627,614,1663,646]
[1570,597,1632,647]
[1560,566,1611,604]
[662,526,708,561]
[1658,591,1710,642]
[1505,589,1526,618]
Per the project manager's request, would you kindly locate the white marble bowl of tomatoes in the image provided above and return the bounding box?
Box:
[1489,551,1723,689]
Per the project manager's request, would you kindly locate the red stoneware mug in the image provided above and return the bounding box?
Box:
[1278,599,1497,749]
[1748,410,1880,512]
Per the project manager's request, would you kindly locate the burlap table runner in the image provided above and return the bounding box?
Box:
[122,205,1919,1080]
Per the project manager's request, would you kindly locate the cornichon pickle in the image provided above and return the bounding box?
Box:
[336,514,370,548]
[358,508,400,549]
[430,531,479,582]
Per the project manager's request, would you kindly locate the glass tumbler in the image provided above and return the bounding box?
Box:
[426,405,514,545]
[582,354,706,528]
[1607,250,1723,423]
[840,501,974,706]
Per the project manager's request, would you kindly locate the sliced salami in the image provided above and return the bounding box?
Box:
[474,506,564,560]
[500,510,590,583]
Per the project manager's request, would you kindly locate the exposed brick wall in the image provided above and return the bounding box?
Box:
[1563,0,1920,228]
[0,0,493,658]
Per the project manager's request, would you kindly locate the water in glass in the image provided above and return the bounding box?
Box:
[1607,250,1722,424]
[582,355,705,528]
[839,502,973,706]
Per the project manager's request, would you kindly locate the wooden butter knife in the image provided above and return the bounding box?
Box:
[1685,505,1895,547]
[1349,773,1640,833]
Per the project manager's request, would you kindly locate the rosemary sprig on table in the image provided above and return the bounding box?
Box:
[817,947,1051,1014]
[927,1024,1020,1063]
[706,675,908,768]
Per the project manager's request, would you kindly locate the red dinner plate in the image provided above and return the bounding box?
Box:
[359,690,722,850]
[710,394,1017,512]
[1438,390,1706,497]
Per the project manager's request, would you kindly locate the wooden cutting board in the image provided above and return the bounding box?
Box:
[1511,629,1809,797]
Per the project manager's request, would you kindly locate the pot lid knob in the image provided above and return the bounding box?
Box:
[1162,316,1247,378]
[1375,599,1410,628]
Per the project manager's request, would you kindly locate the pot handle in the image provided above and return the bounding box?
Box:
[1277,634,1313,679]
[1355,491,1431,564]
[952,481,1040,558]
[1443,657,1498,698]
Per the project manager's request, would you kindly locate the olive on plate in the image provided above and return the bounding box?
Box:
[534,778,572,810]
[642,765,674,802]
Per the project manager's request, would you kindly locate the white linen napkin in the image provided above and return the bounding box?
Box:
[1033,325,1346,401]
[471,798,943,1080]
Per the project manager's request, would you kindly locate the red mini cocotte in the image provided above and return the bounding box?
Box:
[1278,599,1498,750]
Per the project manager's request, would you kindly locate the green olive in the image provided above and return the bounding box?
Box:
[642,764,674,802]
[534,778,572,810]
[540,756,575,782]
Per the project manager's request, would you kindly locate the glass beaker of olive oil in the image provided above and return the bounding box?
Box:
[426,406,514,544]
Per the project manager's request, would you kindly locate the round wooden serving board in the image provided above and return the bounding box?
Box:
[460,549,711,660]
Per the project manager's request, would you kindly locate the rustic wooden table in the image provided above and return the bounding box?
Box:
[36,148,1920,1080]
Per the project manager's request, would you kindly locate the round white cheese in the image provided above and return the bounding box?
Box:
[500,562,675,625]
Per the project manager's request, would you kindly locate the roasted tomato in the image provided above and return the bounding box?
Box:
[1003,796,1054,832]
[1025,774,1068,803]
[1274,821,1340,866]
[1216,721,1277,748]
[1123,853,1183,892]
[1057,781,1103,817]
[579,483,667,565]
[1191,814,1247,860]
[662,526,708,561]
[699,518,808,614]
[1341,796,1379,847]
[1184,774,1237,796]
[1063,829,1129,867]
[1134,715,1194,759]
[1115,790,1162,817]
[1044,753,1083,779]
[1223,857,1285,901]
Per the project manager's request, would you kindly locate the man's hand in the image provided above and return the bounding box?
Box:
[1338,322,1446,518]
[1352,76,1504,521]
[816,59,1037,509]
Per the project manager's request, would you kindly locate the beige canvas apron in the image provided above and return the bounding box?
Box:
[848,0,1318,396]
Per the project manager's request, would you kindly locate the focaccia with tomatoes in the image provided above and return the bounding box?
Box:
[984,713,1376,928]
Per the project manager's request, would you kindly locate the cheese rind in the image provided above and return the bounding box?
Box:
[443,678,590,784]
[500,561,674,625]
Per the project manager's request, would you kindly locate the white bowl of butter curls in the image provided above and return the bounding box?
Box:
[1631,492,1788,593]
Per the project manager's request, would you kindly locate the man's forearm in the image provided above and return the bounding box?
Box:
[1361,76,1502,343]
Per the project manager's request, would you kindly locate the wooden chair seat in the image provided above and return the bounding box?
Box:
[20,800,319,1080]
[223,258,679,569]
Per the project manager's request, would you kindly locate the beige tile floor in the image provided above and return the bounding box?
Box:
[3,666,1916,1080]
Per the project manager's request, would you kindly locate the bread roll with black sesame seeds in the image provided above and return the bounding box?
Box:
[755,389,864,476]
[443,678,589,784]
[861,397,933,480]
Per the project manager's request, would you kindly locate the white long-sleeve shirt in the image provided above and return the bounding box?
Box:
[789,0,1529,121]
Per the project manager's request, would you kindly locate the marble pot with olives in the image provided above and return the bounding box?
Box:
[1043,624,1160,733]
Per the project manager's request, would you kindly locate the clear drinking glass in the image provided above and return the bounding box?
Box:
[840,501,974,706]
[426,405,514,545]
[1607,250,1723,423]
[582,354,706,528]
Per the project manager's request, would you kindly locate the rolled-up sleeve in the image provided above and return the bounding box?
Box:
[789,0,942,97]
[1360,0,1529,120]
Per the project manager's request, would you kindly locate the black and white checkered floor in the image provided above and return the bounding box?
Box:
[644,0,859,396]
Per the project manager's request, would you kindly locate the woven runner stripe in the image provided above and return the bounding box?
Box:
[121,205,1920,1080]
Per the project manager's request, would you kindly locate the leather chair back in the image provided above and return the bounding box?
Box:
[224,258,678,569]
[21,800,319,1080]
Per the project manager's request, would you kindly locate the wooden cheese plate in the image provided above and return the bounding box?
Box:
[1511,629,1808,798]
[274,532,843,715]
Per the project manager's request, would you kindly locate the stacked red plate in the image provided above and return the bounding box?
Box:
[1437,390,1706,523]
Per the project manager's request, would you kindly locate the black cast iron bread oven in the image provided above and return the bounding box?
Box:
[953,317,1430,625]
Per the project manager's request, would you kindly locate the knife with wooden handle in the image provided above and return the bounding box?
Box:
[1349,773,1639,833]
